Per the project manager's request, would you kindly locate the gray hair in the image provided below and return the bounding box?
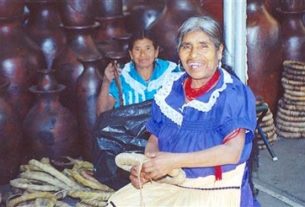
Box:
[177,16,224,50]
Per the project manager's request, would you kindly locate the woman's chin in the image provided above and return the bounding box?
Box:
[136,63,154,70]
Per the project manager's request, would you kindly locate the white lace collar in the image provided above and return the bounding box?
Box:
[154,72,185,126]
[147,61,177,91]
[120,60,177,96]
[154,69,233,126]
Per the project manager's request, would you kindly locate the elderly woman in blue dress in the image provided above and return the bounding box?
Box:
[97,31,178,115]
[107,16,257,207]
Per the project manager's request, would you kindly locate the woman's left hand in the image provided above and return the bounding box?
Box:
[130,164,149,189]
[142,152,176,181]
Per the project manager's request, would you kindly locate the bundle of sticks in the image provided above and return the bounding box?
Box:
[6,157,114,207]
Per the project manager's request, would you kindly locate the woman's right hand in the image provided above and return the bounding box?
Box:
[129,164,149,189]
[103,62,116,83]
[103,61,122,83]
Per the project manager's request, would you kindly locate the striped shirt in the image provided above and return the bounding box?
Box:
[109,58,179,108]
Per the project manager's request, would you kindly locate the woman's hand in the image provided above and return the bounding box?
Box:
[103,62,116,83]
[129,164,149,189]
[142,152,176,181]
[103,61,122,83]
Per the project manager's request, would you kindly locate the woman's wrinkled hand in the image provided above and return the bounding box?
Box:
[142,152,176,181]
[129,164,149,189]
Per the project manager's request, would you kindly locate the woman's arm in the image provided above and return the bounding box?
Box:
[142,129,246,180]
[96,63,116,115]
[176,129,245,168]
[96,80,115,115]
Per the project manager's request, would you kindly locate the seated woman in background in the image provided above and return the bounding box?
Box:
[107,16,257,207]
[96,31,179,115]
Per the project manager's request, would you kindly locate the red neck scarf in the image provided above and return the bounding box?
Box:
[184,70,220,100]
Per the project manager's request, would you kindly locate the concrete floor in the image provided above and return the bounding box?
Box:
[254,137,305,207]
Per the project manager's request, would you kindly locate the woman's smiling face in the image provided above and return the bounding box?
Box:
[129,38,159,71]
[179,30,223,88]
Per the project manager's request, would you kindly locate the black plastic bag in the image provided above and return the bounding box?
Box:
[93,100,152,189]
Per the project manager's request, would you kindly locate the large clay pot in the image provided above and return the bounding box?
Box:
[76,57,103,161]
[95,15,128,42]
[148,0,204,62]
[0,16,45,120]
[57,0,96,26]
[53,23,103,113]
[97,0,123,17]
[126,0,163,34]
[0,0,25,18]
[23,70,80,161]
[0,77,23,184]
[24,0,66,70]
[279,0,305,62]
[247,0,283,114]
[112,33,132,61]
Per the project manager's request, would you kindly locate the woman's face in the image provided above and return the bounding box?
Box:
[129,38,159,71]
[179,30,223,87]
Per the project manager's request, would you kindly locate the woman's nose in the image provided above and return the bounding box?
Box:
[139,49,146,56]
[190,47,199,58]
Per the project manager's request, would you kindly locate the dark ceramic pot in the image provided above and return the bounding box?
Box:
[76,57,103,161]
[279,0,305,62]
[95,15,128,42]
[24,0,66,70]
[58,0,96,26]
[0,76,23,184]
[148,0,204,62]
[97,0,123,17]
[247,0,283,114]
[23,70,80,161]
[113,33,132,51]
[0,17,45,120]
[126,0,163,34]
[53,23,103,113]
[109,33,132,62]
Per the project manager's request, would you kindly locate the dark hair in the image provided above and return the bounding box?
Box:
[177,16,224,50]
[128,30,159,51]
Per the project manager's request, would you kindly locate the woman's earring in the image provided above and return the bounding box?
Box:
[178,60,184,71]
[218,61,222,69]
[131,59,135,66]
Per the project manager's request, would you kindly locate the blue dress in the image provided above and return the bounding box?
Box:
[109,58,178,108]
[145,68,257,206]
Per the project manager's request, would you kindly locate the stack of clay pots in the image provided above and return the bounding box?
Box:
[276,60,305,138]
[95,0,131,64]
[54,0,104,161]
[0,0,45,121]
[24,0,66,70]
[95,0,129,43]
